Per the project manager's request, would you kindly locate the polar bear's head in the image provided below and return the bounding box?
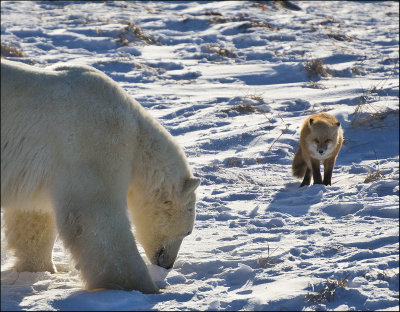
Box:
[128,177,200,269]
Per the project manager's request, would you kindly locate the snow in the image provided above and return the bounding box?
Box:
[1,1,399,311]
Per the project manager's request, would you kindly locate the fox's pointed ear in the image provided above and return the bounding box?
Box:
[182,177,200,196]
[308,118,314,128]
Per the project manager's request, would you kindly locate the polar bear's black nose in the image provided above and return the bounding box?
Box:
[163,263,173,270]
[155,247,174,269]
[319,150,324,154]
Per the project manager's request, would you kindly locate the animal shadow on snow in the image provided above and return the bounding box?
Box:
[50,289,158,311]
[0,268,56,311]
[267,182,326,217]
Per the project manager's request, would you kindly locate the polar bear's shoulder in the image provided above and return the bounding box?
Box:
[1,59,104,80]
[48,63,119,93]
[50,63,100,74]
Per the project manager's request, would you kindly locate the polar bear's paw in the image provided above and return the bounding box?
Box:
[14,260,57,274]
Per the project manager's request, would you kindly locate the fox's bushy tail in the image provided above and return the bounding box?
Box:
[292,146,307,178]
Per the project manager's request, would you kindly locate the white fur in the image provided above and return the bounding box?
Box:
[1,59,200,293]
[306,140,336,160]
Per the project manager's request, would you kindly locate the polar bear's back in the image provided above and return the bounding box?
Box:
[1,60,140,209]
[1,59,138,113]
[1,59,140,147]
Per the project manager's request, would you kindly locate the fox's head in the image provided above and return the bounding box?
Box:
[306,117,342,160]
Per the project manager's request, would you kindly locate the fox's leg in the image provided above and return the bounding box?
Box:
[311,158,323,184]
[323,157,336,186]
[300,167,312,187]
[3,209,57,273]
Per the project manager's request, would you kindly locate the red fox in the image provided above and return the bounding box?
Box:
[292,112,343,186]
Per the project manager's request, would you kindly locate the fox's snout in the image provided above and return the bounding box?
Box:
[317,142,328,155]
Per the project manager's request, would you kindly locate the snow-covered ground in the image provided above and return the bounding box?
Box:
[1,1,399,311]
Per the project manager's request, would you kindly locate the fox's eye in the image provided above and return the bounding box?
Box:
[314,139,319,144]
[325,139,331,144]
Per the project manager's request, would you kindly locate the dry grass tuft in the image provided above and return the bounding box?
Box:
[257,254,278,267]
[239,20,279,31]
[257,241,279,268]
[204,11,223,16]
[206,12,229,24]
[350,65,364,75]
[273,0,302,11]
[352,87,398,128]
[352,62,398,127]
[352,106,398,129]
[364,170,385,183]
[252,1,301,11]
[327,32,353,42]
[303,59,332,79]
[305,81,327,89]
[265,114,289,153]
[205,8,279,30]
[221,94,268,115]
[225,157,241,167]
[1,44,25,57]
[222,103,262,114]
[204,43,236,58]
[238,103,261,113]
[243,92,265,102]
[352,85,379,126]
[116,22,159,46]
[363,146,385,183]
[306,273,350,304]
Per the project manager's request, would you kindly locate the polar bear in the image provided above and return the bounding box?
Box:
[1,59,200,293]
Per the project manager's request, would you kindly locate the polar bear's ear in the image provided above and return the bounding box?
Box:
[182,177,200,196]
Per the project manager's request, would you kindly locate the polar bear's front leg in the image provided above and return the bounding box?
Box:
[3,209,57,273]
[52,181,159,293]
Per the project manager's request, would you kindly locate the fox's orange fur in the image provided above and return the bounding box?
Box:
[292,113,343,186]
